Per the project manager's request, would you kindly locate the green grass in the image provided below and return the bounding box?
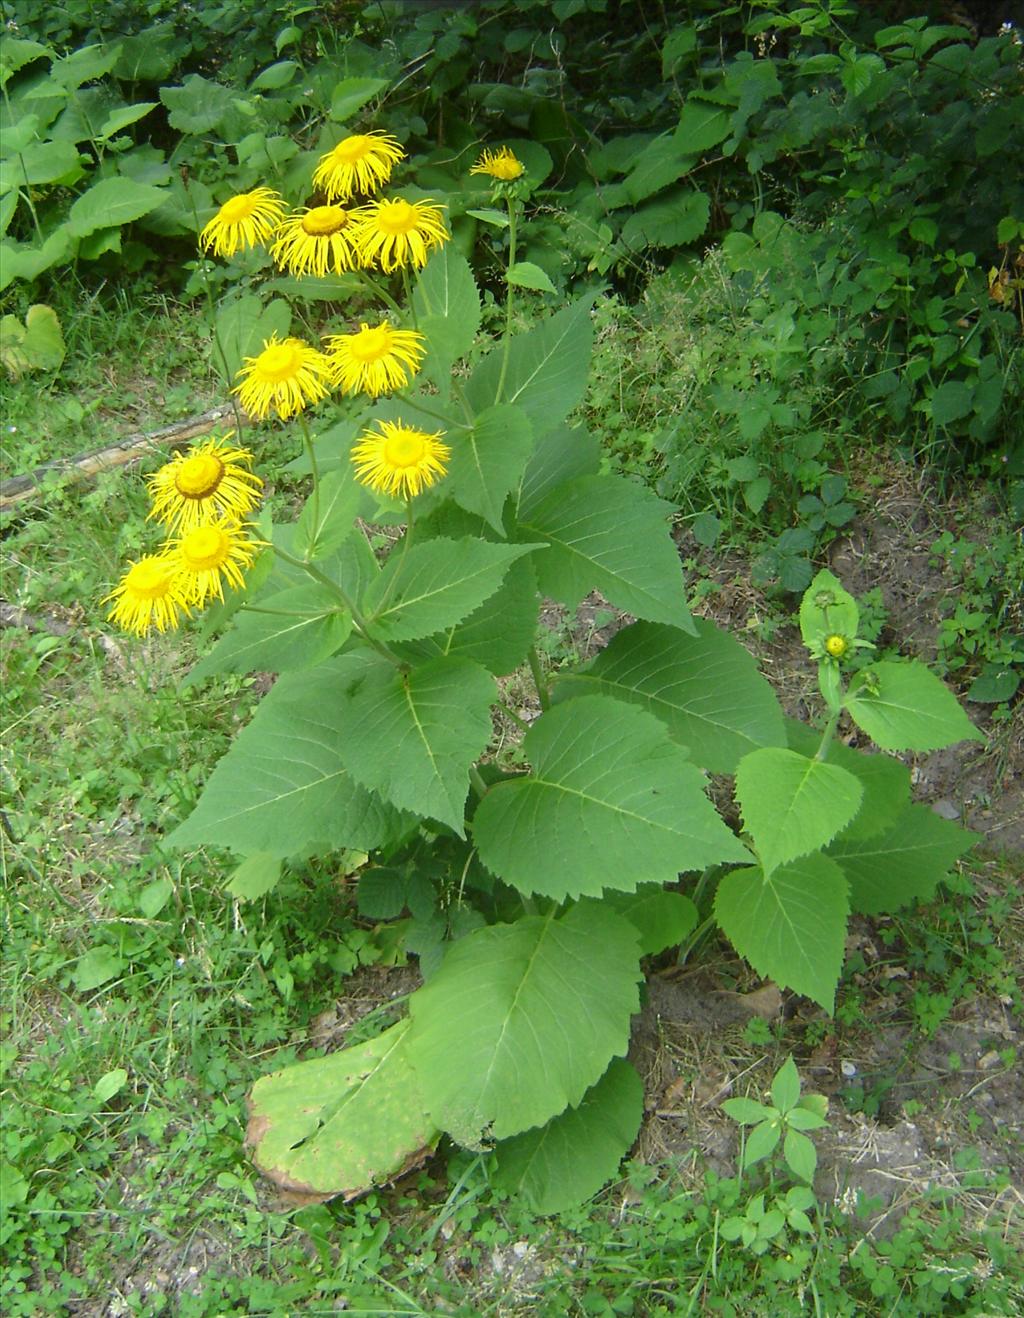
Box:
[3,283,1023,1317]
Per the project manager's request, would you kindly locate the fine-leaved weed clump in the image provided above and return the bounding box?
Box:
[101,119,984,1214]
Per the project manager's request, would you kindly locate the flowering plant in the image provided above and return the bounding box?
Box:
[107,136,982,1212]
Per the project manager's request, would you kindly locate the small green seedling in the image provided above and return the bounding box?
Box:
[722,1056,828,1183]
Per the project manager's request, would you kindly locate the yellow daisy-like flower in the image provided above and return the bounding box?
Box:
[351,420,450,499]
[199,188,286,259]
[269,204,360,277]
[312,131,406,202]
[469,146,525,181]
[104,555,190,637]
[147,434,263,534]
[170,519,262,605]
[233,334,332,421]
[326,321,427,398]
[824,634,849,658]
[352,197,449,274]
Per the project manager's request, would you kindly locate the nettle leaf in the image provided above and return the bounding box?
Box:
[363,537,540,643]
[714,854,850,1013]
[169,661,408,859]
[396,556,539,677]
[597,887,698,957]
[465,295,595,437]
[184,584,351,684]
[247,1018,438,1198]
[515,424,602,520]
[447,404,534,533]
[734,747,863,875]
[473,696,749,900]
[493,1058,644,1213]
[555,620,785,773]
[829,803,978,915]
[405,902,642,1148]
[786,721,910,843]
[799,569,859,648]
[334,653,496,833]
[519,475,694,632]
[844,662,983,752]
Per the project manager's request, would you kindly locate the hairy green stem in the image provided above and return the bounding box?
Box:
[468,764,490,799]
[357,269,403,316]
[271,541,399,666]
[814,711,841,761]
[299,414,320,556]
[527,646,550,712]
[495,196,519,404]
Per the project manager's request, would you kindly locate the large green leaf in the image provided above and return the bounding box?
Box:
[0,231,73,291]
[786,720,911,843]
[446,404,534,534]
[214,294,291,387]
[735,747,863,875]
[334,653,496,832]
[493,1059,644,1213]
[412,244,481,388]
[363,537,539,643]
[169,661,407,859]
[519,475,694,632]
[184,584,351,685]
[515,424,601,520]
[247,1019,438,1197]
[621,189,710,250]
[66,178,166,237]
[844,662,983,751]
[465,296,595,435]
[0,139,80,190]
[405,902,642,1147]
[674,98,733,152]
[623,134,696,205]
[829,804,978,915]
[555,620,784,773]
[473,696,749,899]
[294,465,368,561]
[715,854,850,1013]
[597,887,699,957]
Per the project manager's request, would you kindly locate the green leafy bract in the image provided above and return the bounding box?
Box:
[519,475,695,632]
[334,653,497,833]
[363,537,540,643]
[734,747,864,875]
[843,661,983,751]
[473,696,749,899]
[493,1059,644,1213]
[829,803,978,914]
[446,404,534,534]
[169,662,408,859]
[799,569,859,648]
[715,854,850,1013]
[405,902,642,1147]
[555,620,785,773]
[247,1019,438,1198]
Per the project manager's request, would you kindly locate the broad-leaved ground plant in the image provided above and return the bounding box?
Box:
[104,128,982,1214]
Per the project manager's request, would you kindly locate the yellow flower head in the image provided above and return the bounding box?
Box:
[312,131,406,202]
[105,555,190,637]
[147,434,263,534]
[326,321,426,398]
[233,334,332,421]
[824,634,849,658]
[269,204,360,278]
[470,146,525,182]
[352,197,449,273]
[199,188,286,259]
[351,420,450,499]
[170,518,262,605]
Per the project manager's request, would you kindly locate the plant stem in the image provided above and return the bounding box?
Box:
[299,414,320,554]
[527,646,550,712]
[495,196,519,404]
[401,267,418,328]
[814,711,841,761]
[357,269,403,316]
[468,764,489,799]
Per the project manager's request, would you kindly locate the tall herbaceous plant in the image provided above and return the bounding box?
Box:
[106,132,983,1212]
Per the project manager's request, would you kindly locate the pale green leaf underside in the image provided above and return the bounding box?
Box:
[335,654,496,832]
[405,902,642,1148]
[493,1058,644,1213]
[520,475,695,632]
[473,696,750,899]
[735,747,863,875]
[714,854,850,1013]
[556,619,784,773]
[844,661,983,752]
[828,802,978,915]
[169,662,406,859]
[248,1019,438,1197]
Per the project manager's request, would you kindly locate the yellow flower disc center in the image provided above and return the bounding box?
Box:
[331,136,372,163]
[174,453,224,498]
[383,431,428,468]
[824,634,848,657]
[180,526,230,570]
[257,342,302,381]
[375,199,417,234]
[349,324,393,362]
[125,559,173,599]
[302,205,349,236]
[218,194,258,223]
